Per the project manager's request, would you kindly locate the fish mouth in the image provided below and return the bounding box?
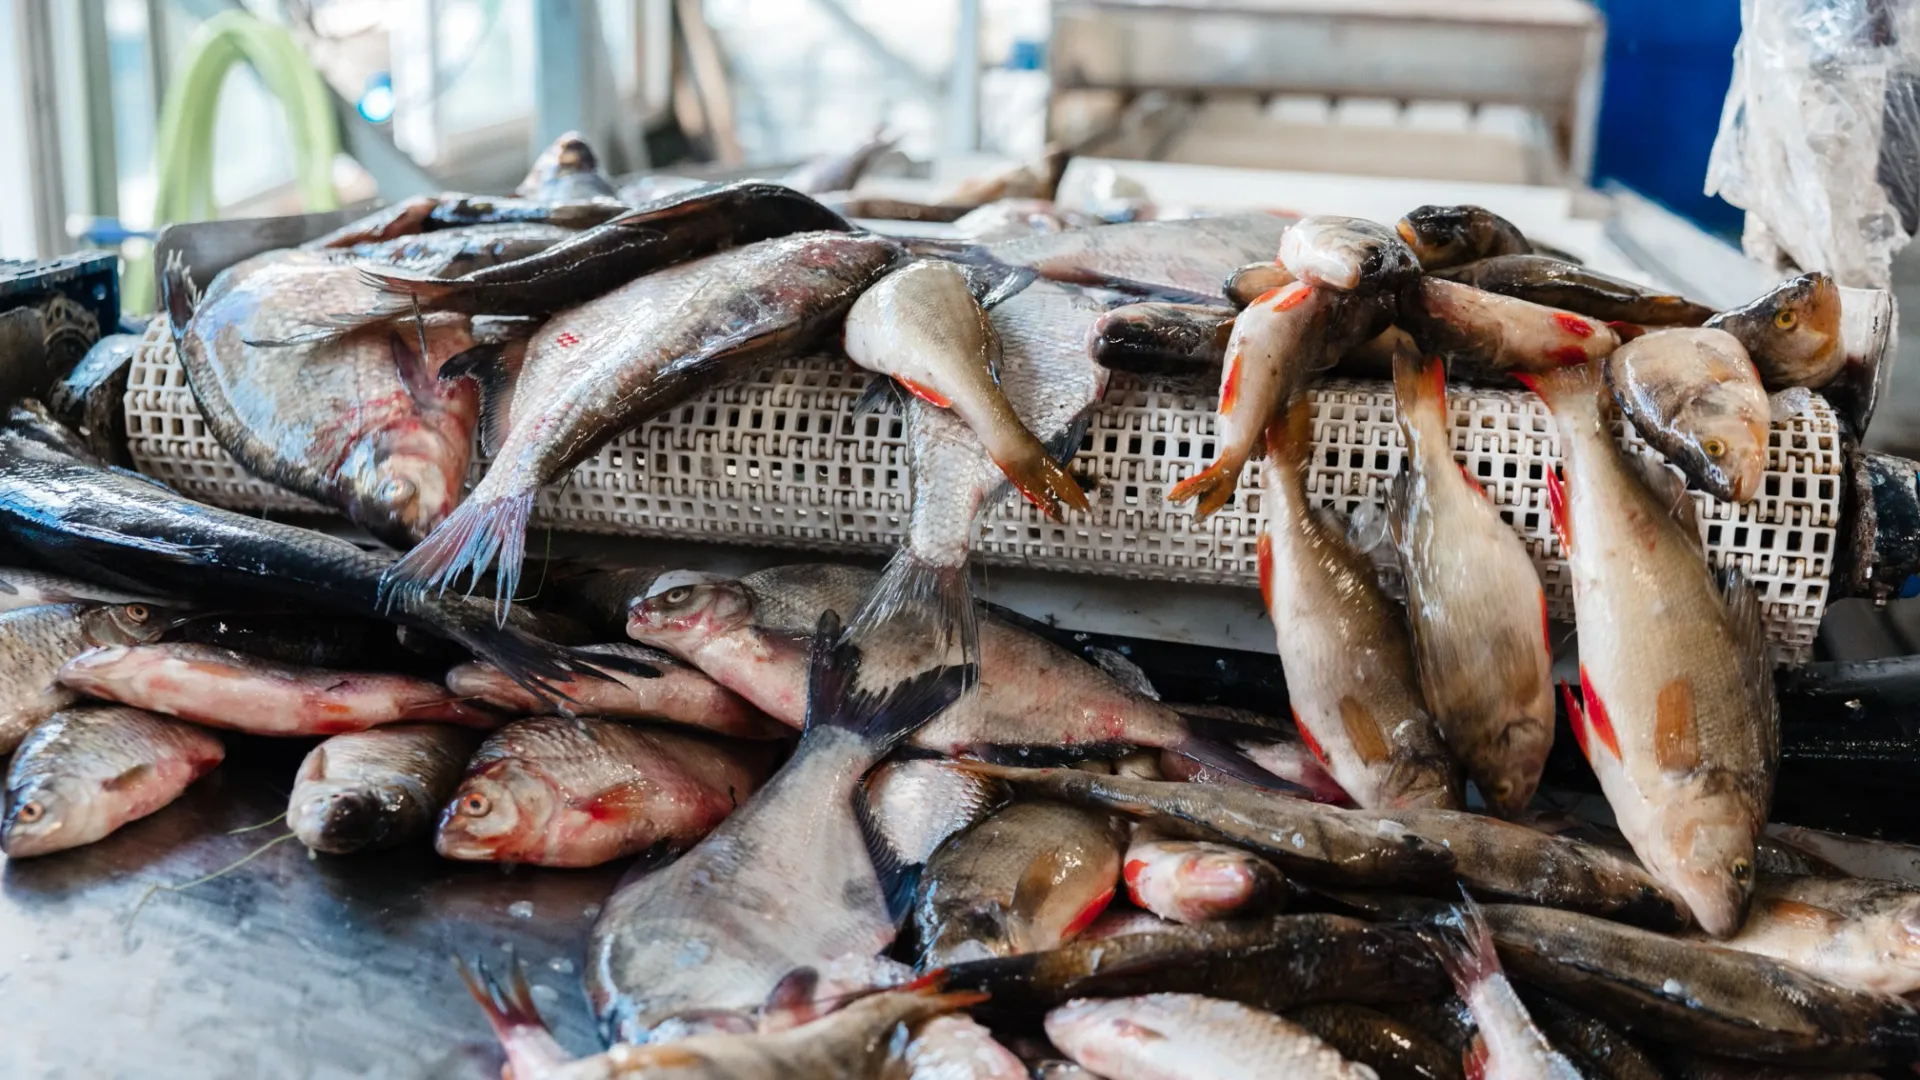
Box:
[292,789,392,854]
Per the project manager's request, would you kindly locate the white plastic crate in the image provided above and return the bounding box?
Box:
[125,316,1840,663]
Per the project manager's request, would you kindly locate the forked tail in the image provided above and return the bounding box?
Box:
[1428,893,1505,999]
[994,446,1090,520]
[382,489,536,627]
[845,546,980,679]
[805,608,973,759]
[1167,446,1252,519]
[455,954,574,1080]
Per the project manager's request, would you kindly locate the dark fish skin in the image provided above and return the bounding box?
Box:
[1086,302,1235,376]
[1396,205,1542,270]
[547,565,667,639]
[1705,272,1847,390]
[0,402,603,698]
[288,723,480,854]
[166,251,479,547]
[515,130,619,202]
[385,232,902,617]
[934,913,1448,1018]
[1479,903,1920,1068]
[342,223,575,278]
[1521,993,1668,1080]
[1435,254,1716,326]
[162,610,428,673]
[1286,1003,1464,1080]
[1225,261,1296,308]
[784,130,899,194]
[304,193,626,251]
[345,182,856,324]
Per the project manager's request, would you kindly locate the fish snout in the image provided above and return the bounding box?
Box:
[58,645,133,691]
[291,787,392,854]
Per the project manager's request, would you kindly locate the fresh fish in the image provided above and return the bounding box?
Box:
[546,564,667,639]
[865,758,1006,865]
[1705,272,1846,389]
[445,643,787,739]
[944,765,1454,889]
[1521,995,1666,1080]
[335,182,855,329]
[1279,215,1420,292]
[1259,399,1463,810]
[1521,362,1778,937]
[938,913,1446,1017]
[1045,994,1376,1080]
[288,723,480,854]
[466,960,982,1080]
[1224,261,1295,308]
[1402,277,1620,376]
[1085,301,1235,376]
[1,704,223,857]
[162,610,423,672]
[385,232,901,618]
[1395,205,1566,270]
[0,602,172,753]
[1705,875,1920,995]
[342,222,575,278]
[0,567,163,613]
[586,617,967,1043]
[990,213,1289,299]
[1287,1004,1464,1080]
[1080,907,1180,941]
[436,717,770,867]
[628,564,1294,787]
[783,129,900,194]
[900,1014,1028,1080]
[59,643,498,735]
[1388,348,1554,818]
[1478,902,1920,1068]
[1154,703,1351,804]
[944,147,1070,208]
[949,198,1080,243]
[1122,828,1285,925]
[819,195,971,223]
[913,799,1123,967]
[515,130,619,203]
[1165,278,1343,518]
[1765,824,1920,885]
[1435,254,1715,326]
[304,190,626,252]
[1605,327,1770,504]
[844,259,1086,517]
[1429,901,1584,1080]
[164,253,479,547]
[0,402,600,697]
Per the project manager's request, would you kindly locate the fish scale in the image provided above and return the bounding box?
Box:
[0,602,170,754]
[2,704,224,857]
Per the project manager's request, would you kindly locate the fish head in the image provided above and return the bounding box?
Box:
[1282,216,1418,292]
[1891,895,1920,976]
[517,131,611,200]
[1711,273,1844,387]
[1663,808,1760,937]
[434,759,551,861]
[84,602,181,646]
[289,781,405,854]
[1668,381,1771,504]
[1,774,92,857]
[338,426,469,547]
[626,581,754,655]
[1396,206,1481,268]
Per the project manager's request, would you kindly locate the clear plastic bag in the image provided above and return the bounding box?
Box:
[1706,0,1920,288]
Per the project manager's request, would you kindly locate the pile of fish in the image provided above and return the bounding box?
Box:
[1,132,1910,1077]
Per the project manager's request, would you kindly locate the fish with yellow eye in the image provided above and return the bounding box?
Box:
[1706,272,1845,390]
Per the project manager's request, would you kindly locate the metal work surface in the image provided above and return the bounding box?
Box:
[0,738,616,1080]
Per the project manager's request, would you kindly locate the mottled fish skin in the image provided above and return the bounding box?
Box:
[1705,272,1846,389]
[990,213,1290,299]
[844,260,1086,518]
[1402,277,1619,377]
[0,602,172,754]
[1435,254,1715,327]
[1605,327,1770,504]
[1122,828,1286,925]
[1430,902,1585,1080]
[1045,994,1379,1080]
[167,250,480,547]
[0,567,163,614]
[1395,205,1538,270]
[341,222,575,278]
[1086,301,1235,377]
[1287,1003,1465,1080]
[899,1014,1028,1080]
[58,642,501,735]
[385,231,901,618]
[1260,400,1463,811]
[436,718,768,868]
[1280,215,1420,293]
[289,723,480,854]
[1389,349,1554,818]
[1522,362,1777,938]
[445,643,788,739]
[1704,875,1920,996]
[1478,903,1920,1069]
[2,704,223,857]
[865,758,1006,865]
[913,800,1123,968]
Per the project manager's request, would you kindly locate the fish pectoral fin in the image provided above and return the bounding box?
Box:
[1010,850,1076,922]
[852,377,908,416]
[101,763,153,792]
[439,342,523,456]
[1759,897,1845,931]
[570,781,653,821]
[759,966,822,1027]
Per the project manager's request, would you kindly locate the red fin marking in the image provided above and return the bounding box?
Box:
[1219,352,1242,416]
[1606,320,1647,342]
[1464,1036,1490,1080]
[1553,313,1595,338]
[1578,666,1621,759]
[1512,372,1544,398]
[1256,533,1275,610]
[1550,345,1591,367]
[1426,354,1448,403]
[1458,462,1488,498]
[897,377,953,409]
[1544,466,1572,553]
[1250,287,1283,307]
[1062,887,1115,939]
[1560,681,1589,758]
[1273,282,1313,312]
[1293,708,1329,765]
[1123,859,1149,891]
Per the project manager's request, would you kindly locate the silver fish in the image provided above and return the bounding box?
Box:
[0,567,163,614]
[1045,994,1377,1080]
[1279,215,1420,292]
[288,723,480,854]
[2,704,224,857]
[0,602,172,754]
[445,643,788,739]
[1430,901,1584,1080]
[865,758,1006,865]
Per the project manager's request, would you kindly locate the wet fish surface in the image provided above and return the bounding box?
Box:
[1605,327,1771,504]
[1706,272,1846,389]
[1280,215,1420,293]
[1122,827,1287,925]
[1085,301,1235,376]
[2,704,224,857]
[446,643,787,739]
[1429,901,1584,1079]
[1287,1003,1464,1080]
[0,602,171,754]
[1395,205,1562,269]
[1435,254,1715,326]
[898,1014,1028,1080]
[865,758,1007,865]
[289,723,481,854]
[1708,875,1920,996]
[1402,277,1620,377]
[1045,993,1379,1079]
[0,567,161,614]
[436,717,770,867]
[989,213,1289,299]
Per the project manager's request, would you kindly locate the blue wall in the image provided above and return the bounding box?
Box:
[1592,0,1745,236]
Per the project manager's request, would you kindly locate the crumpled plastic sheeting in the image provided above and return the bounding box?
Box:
[1707,0,1920,288]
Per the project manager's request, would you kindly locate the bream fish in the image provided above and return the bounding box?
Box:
[865,758,1006,866]
[288,723,480,854]
[2,704,223,857]
[1045,994,1377,1080]
[446,643,787,739]
[1708,875,1920,995]
[0,601,171,753]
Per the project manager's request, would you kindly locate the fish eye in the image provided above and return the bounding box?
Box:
[1701,438,1727,458]
[14,801,43,824]
[1774,310,1797,330]
[379,478,417,504]
[125,604,150,624]
[460,793,491,817]
[1731,858,1753,884]
[663,587,693,605]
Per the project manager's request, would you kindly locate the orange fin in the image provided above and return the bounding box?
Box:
[1168,451,1247,519]
[1458,463,1488,499]
[996,451,1091,520]
[1219,350,1243,416]
[1544,466,1572,554]
[1559,681,1588,758]
[896,377,953,409]
[1578,666,1621,759]
[1060,886,1115,940]
[1292,707,1329,766]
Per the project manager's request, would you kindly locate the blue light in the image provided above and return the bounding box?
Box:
[358,73,395,124]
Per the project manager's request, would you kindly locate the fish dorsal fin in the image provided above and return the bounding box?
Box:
[1629,452,1702,552]
[852,781,922,924]
[1718,565,1780,769]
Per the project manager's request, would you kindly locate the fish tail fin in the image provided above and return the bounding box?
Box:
[1430,893,1505,999]
[805,609,972,759]
[1166,734,1315,796]
[1167,447,1250,519]
[993,445,1090,519]
[847,546,979,677]
[382,490,535,626]
[357,264,463,308]
[455,954,574,1077]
